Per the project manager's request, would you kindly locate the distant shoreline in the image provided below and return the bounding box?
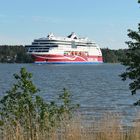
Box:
[0,45,127,63]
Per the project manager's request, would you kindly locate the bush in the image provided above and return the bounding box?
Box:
[0,67,79,140]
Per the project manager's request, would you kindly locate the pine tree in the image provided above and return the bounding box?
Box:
[120,1,140,105]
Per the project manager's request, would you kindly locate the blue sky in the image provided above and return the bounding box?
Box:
[0,0,139,49]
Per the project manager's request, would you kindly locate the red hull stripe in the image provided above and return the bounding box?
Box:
[32,54,103,63]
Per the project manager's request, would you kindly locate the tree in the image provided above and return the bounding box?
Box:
[0,45,33,63]
[0,68,79,139]
[120,1,140,105]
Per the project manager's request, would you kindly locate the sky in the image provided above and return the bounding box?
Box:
[0,0,139,49]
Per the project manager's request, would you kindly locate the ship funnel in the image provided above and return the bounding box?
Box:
[67,32,78,39]
[47,32,55,38]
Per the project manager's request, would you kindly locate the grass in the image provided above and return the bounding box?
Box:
[1,112,140,140]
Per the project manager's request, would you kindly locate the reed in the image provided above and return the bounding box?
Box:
[1,112,140,140]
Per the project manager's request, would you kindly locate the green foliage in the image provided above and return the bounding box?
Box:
[0,68,79,139]
[58,88,79,119]
[0,45,33,63]
[101,48,127,63]
[120,21,140,104]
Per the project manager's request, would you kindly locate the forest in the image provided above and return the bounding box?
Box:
[0,45,33,63]
[0,45,127,63]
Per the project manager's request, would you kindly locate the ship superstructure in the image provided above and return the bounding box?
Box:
[25,32,103,64]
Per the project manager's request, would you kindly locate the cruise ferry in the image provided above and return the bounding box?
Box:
[25,32,103,64]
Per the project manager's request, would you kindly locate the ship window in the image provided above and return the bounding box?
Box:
[71,41,77,48]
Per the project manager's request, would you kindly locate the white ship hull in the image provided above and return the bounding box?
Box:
[26,32,103,64]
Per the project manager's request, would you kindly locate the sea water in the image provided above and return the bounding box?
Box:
[0,63,140,126]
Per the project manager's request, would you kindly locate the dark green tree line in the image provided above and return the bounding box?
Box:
[101,48,127,63]
[0,45,127,63]
[0,45,33,63]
